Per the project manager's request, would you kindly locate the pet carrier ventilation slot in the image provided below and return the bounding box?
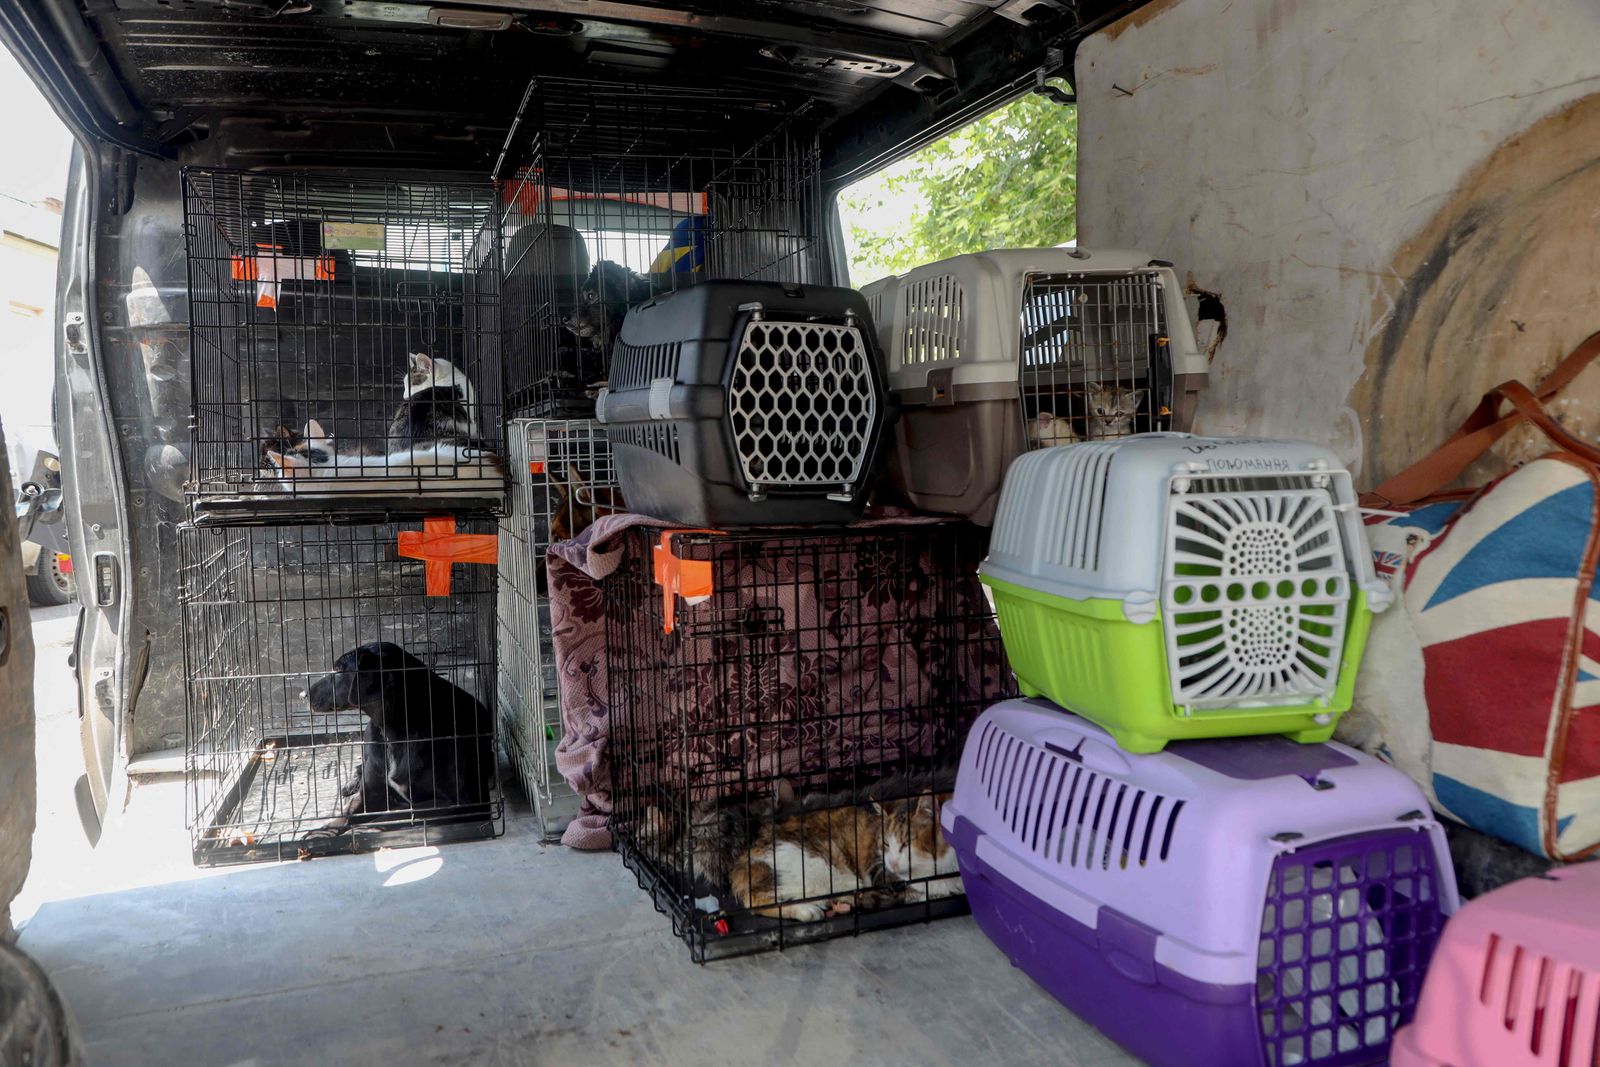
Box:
[497,418,621,840]
[183,168,504,521]
[180,521,501,865]
[595,281,891,526]
[981,434,1390,753]
[495,76,825,418]
[859,249,1207,524]
[604,523,1013,960]
[1390,862,1600,1067]
[947,698,1456,1067]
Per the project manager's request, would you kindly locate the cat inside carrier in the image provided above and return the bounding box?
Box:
[497,418,623,840]
[861,248,1208,524]
[181,520,502,864]
[603,523,1014,960]
[495,77,826,421]
[183,169,505,520]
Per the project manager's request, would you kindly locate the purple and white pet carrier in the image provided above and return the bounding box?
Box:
[944,698,1459,1067]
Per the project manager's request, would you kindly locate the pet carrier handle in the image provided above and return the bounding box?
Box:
[653,528,725,635]
[1360,330,1600,507]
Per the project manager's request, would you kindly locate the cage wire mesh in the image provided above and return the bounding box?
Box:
[1019,270,1172,447]
[604,523,1015,961]
[183,169,505,519]
[495,77,825,418]
[181,520,501,865]
[497,417,623,839]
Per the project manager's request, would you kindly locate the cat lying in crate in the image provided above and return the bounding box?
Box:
[637,773,963,923]
[1025,382,1147,447]
[261,353,502,486]
[303,641,494,837]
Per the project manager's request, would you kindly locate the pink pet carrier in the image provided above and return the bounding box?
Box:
[1390,862,1600,1067]
[944,698,1460,1067]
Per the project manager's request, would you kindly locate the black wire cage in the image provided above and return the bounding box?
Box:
[180,520,502,865]
[496,77,826,419]
[183,169,505,521]
[604,522,1015,961]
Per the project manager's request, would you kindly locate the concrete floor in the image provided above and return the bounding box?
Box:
[14,605,1140,1067]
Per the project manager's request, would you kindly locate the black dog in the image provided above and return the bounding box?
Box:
[562,260,654,351]
[305,642,493,836]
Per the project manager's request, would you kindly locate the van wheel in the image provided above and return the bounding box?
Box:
[27,553,74,606]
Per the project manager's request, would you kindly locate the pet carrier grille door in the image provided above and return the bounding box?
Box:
[1164,486,1352,707]
[946,699,1457,1067]
[726,314,879,497]
[497,418,620,840]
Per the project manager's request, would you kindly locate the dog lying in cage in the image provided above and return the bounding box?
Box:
[636,771,963,924]
[303,642,494,836]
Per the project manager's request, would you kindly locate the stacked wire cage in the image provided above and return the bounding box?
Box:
[181,521,502,864]
[184,169,506,520]
[496,417,622,839]
[494,76,825,420]
[180,168,507,863]
[604,522,1015,961]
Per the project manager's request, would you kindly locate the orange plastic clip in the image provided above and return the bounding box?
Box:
[398,516,498,596]
[529,461,546,475]
[652,528,724,634]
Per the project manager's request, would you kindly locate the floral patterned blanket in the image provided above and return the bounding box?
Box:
[545,511,1008,849]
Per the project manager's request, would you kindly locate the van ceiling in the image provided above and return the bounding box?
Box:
[1,0,1145,179]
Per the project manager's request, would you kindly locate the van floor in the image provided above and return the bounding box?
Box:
[16,607,1137,1067]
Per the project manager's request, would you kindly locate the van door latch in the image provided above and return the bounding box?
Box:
[64,313,89,356]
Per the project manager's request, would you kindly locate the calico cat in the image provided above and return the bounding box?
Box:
[387,352,479,444]
[1085,383,1146,438]
[562,260,654,350]
[264,419,503,477]
[726,793,959,922]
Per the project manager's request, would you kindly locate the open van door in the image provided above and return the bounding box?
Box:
[53,145,129,843]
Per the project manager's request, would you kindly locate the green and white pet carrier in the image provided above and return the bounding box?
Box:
[980,435,1391,753]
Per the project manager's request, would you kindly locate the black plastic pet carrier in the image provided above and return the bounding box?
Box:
[604,523,1015,961]
[183,169,505,522]
[180,520,502,865]
[596,281,891,526]
[494,77,826,420]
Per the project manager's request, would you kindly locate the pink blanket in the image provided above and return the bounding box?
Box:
[546,510,1005,849]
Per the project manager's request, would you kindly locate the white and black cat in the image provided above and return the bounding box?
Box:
[387,352,480,443]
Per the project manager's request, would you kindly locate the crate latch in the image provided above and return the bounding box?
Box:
[398,516,498,596]
[926,366,955,407]
[653,528,723,634]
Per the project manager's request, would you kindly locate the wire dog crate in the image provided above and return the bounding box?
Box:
[497,418,623,839]
[860,249,1208,524]
[184,169,504,521]
[180,520,501,865]
[947,699,1457,1067]
[604,522,1014,961]
[495,77,825,418]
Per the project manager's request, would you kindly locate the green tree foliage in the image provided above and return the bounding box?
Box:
[841,90,1078,284]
